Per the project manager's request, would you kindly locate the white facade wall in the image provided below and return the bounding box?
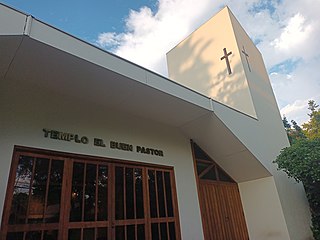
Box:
[0,80,204,239]
[167,7,313,240]
[0,3,314,240]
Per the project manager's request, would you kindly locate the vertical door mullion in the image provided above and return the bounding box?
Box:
[162,171,168,218]
[154,170,160,219]
[134,168,138,240]
[59,159,73,240]
[215,165,219,181]
[135,224,138,240]
[107,163,112,240]
[123,166,127,220]
[40,230,44,240]
[109,163,115,240]
[25,157,36,226]
[170,170,181,240]
[80,165,85,240]
[81,163,87,240]
[162,171,170,240]
[154,170,161,240]
[94,164,99,240]
[81,163,87,223]
[43,159,52,225]
[133,168,137,220]
[124,167,127,240]
[144,168,151,240]
[95,165,99,223]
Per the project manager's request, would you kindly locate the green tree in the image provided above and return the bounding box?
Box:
[282,116,291,129]
[275,139,320,239]
[282,116,293,144]
[303,100,320,139]
[307,100,319,114]
[276,100,320,239]
[282,116,306,145]
[290,120,306,144]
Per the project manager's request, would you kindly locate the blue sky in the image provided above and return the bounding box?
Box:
[1,0,319,124]
[1,0,157,41]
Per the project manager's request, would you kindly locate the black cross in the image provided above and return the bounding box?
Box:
[241,46,251,72]
[220,48,232,75]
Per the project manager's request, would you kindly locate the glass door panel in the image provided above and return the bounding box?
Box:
[6,154,63,240]
[114,166,146,240]
[68,227,107,240]
[2,148,181,240]
[68,161,110,240]
[148,169,177,240]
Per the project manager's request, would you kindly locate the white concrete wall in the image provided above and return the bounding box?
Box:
[214,100,312,240]
[0,78,204,239]
[167,7,257,118]
[228,8,313,240]
[0,4,27,35]
[167,6,313,240]
[239,177,290,240]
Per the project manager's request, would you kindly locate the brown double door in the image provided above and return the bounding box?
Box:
[1,147,181,240]
[192,142,249,240]
[199,181,248,240]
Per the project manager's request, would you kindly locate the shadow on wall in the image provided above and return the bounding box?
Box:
[169,35,213,95]
[214,61,248,111]
[170,34,254,116]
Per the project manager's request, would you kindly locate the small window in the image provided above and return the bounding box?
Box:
[193,143,235,183]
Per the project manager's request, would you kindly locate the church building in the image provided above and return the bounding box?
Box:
[0,3,313,240]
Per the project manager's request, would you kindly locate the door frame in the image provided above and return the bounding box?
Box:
[190,141,249,240]
[1,145,182,240]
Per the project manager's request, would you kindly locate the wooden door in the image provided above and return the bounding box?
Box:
[199,181,248,240]
[64,160,111,240]
[1,147,181,240]
[112,164,146,240]
[192,142,249,240]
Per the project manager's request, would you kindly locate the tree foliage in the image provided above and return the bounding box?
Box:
[303,100,320,140]
[282,116,306,145]
[276,138,320,183]
[276,100,320,239]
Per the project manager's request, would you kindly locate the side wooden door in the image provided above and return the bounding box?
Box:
[199,181,248,240]
[192,143,249,240]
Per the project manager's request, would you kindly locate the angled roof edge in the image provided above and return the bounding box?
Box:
[0,3,213,111]
[0,2,261,122]
[0,3,272,181]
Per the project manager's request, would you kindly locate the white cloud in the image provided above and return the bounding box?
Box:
[96,0,226,74]
[280,99,310,124]
[95,0,320,124]
[281,99,307,116]
[280,93,320,125]
[271,13,313,51]
[97,32,124,48]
